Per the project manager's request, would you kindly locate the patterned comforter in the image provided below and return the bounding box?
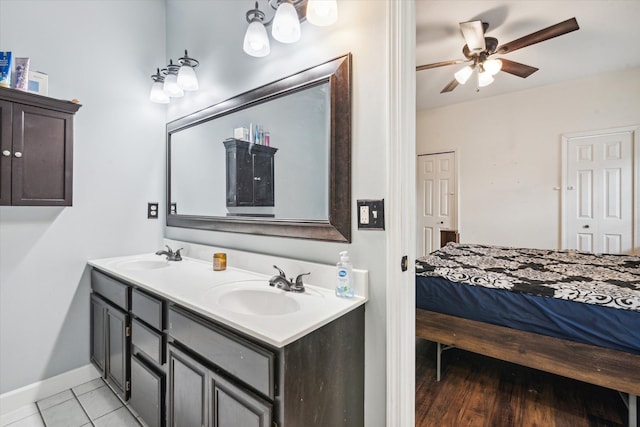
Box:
[416,243,640,312]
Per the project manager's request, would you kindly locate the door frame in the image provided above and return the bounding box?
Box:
[386,0,416,426]
[561,125,640,255]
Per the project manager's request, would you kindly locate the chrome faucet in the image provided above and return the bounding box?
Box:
[155,245,183,261]
[269,265,309,293]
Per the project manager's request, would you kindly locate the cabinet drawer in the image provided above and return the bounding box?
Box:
[132,288,164,330]
[168,307,275,399]
[91,270,129,310]
[130,354,164,427]
[132,319,164,365]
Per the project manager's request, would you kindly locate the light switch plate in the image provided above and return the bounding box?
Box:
[357,199,385,230]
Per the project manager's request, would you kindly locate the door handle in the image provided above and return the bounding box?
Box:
[582,225,590,229]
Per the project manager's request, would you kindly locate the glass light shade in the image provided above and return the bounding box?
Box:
[306,0,338,26]
[163,73,184,97]
[477,70,495,87]
[177,65,199,91]
[272,2,301,43]
[149,81,169,103]
[483,59,502,76]
[454,66,473,84]
[243,21,270,57]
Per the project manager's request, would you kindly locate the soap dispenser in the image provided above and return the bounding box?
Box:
[335,251,354,298]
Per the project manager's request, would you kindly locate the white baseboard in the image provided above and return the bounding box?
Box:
[0,364,101,416]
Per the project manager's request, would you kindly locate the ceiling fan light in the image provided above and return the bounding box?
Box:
[478,71,494,87]
[454,66,473,84]
[483,59,502,75]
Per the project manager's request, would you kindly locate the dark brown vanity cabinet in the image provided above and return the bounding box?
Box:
[90,271,131,401]
[0,87,80,206]
[90,267,365,427]
[224,139,277,207]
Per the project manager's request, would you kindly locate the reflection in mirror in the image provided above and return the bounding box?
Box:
[167,54,351,242]
[170,83,330,220]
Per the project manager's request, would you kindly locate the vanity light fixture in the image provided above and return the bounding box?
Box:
[243,0,338,58]
[163,60,184,98]
[149,50,199,104]
[149,68,170,104]
[177,50,199,91]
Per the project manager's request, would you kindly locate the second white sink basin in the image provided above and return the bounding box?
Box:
[203,281,310,316]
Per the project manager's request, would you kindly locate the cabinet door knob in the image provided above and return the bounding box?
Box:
[254,177,261,181]
[2,150,10,157]
[583,225,590,229]
[14,151,23,158]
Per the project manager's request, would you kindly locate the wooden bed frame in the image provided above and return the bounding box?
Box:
[416,309,640,426]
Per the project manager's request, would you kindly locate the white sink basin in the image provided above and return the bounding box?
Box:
[203,281,307,316]
[115,259,169,271]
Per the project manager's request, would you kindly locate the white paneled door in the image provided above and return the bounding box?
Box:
[417,152,457,256]
[564,131,633,254]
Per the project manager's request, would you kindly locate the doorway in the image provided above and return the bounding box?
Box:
[416,152,458,256]
[562,127,639,254]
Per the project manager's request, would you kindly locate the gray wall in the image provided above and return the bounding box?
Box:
[164,1,389,425]
[0,0,166,393]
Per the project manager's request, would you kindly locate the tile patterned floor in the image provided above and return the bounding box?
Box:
[1,378,144,427]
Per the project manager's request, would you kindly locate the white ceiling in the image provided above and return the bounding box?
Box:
[416,0,640,111]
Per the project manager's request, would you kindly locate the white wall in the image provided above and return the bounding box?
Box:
[417,67,640,249]
[163,1,389,425]
[0,0,166,394]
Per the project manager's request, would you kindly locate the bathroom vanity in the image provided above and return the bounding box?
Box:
[88,248,367,427]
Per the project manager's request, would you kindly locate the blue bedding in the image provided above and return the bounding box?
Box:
[416,244,640,354]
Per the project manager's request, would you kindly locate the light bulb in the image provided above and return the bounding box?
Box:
[150,81,169,104]
[306,0,338,26]
[483,59,502,76]
[177,64,198,91]
[163,73,184,97]
[454,66,473,85]
[478,70,494,87]
[243,20,270,57]
[272,2,301,43]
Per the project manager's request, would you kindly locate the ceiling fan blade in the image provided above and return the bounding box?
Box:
[417,59,469,71]
[496,17,579,54]
[459,20,486,52]
[499,59,539,78]
[440,79,459,93]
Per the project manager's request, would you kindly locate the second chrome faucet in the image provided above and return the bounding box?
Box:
[268,265,309,293]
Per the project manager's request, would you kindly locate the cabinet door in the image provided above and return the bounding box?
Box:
[90,294,106,375]
[252,152,274,206]
[130,354,164,427]
[168,345,208,427]
[106,305,130,400]
[11,103,74,206]
[0,100,11,205]
[212,374,272,427]
[226,146,254,206]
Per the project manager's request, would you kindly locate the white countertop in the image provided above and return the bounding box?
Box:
[88,253,367,348]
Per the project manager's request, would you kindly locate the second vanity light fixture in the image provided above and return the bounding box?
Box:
[243,0,338,57]
[149,50,200,104]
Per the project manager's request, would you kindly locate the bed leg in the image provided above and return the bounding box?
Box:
[436,342,442,382]
[630,394,637,427]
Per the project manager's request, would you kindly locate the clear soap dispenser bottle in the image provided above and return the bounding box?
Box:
[336,251,354,298]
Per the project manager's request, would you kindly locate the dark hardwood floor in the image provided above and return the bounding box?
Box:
[415,338,636,427]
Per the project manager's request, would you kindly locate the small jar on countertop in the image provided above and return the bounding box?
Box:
[213,252,227,271]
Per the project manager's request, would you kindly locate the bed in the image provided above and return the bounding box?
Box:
[415,243,640,427]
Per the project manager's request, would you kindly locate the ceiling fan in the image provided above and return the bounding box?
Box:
[417,17,579,93]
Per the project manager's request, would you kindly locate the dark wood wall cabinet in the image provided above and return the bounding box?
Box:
[0,87,80,206]
[224,139,278,207]
[90,268,365,427]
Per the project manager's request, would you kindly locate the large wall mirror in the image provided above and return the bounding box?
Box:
[167,54,351,242]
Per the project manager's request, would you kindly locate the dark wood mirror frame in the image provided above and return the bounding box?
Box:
[166,54,352,242]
